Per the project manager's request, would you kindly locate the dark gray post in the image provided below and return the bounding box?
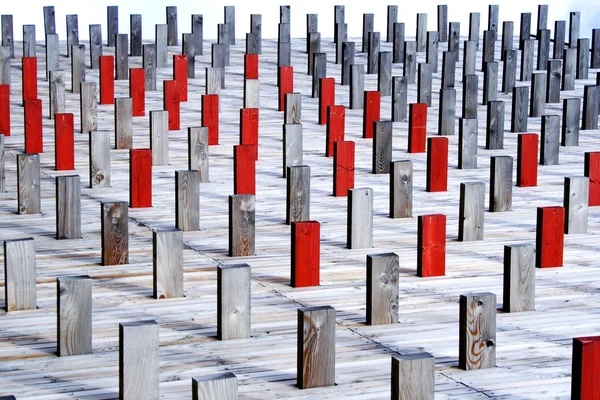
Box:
[373,121,393,174]
[418,63,432,106]
[89,24,102,69]
[438,88,456,136]
[350,65,364,109]
[362,14,374,53]
[307,32,320,75]
[519,13,531,49]
[469,13,480,49]
[441,50,457,89]
[530,71,546,117]
[182,34,195,78]
[541,115,560,165]
[312,53,326,99]
[390,160,413,218]
[592,29,600,68]
[438,5,448,41]
[341,42,355,85]
[224,6,235,45]
[191,15,204,56]
[546,60,561,103]
[482,30,496,71]
[486,101,504,149]
[448,22,460,54]
[582,85,599,130]
[335,24,347,64]
[554,21,566,59]
[130,14,142,57]
[569,11,580,48]
[334,6,345,41]
[562,48,576,90]
[386,6,397,43]
[392,23,405,64]
[502,49,517,93]
[416,13,427,52]
[107,6,118,47]
[115,34,129,80]
[520,39,534,81]
[537,29,550,70]
[250,14,261,54]
[501,21,513,61]
[463,74,478,118]
[378,52,392,96]
[488,5,499,32]
[23,25,36,58]
[404,41,417,84]
[577,38,589,80]
[392,76,408,122]
[155,24,168,68]
[286,165,310,224]
[463,40,477,75]
[143,44,156,91]
[483,61,498,105]
[367,32,380,74]
[490,156,513,212]
[511,86,529,133]
[458,182,485,241]
[229,195,255,257]
[562,98,580,146]
[166,6,178,46]
[65,15,78,58]
[43,6,56,36]
[426,31,439,73]
[56,175,81,239]
[71,45,85,94]
[459,118,478,169]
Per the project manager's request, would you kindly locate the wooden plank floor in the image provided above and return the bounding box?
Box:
[0,28,599,399]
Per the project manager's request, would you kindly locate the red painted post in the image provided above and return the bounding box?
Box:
[234,144,257,195]
[129,68,145,116]
[319,78,335,125]
[408,103,428,153]
[326,105,345,157]
[173,55,188,102]
[363,91,381,138]
[99,56,115,105]
[24,99,43,153]
[129,149,152,208]
[536,206,564,268]
[572,336,600,400]
[291,221,320,287]
[584,152,600,206]
[417,214,446,277]
[22,57,38,104]
[517,133,538,187]
[279,66,293,112]
[245,54,259,79]
[240,108,259,160]
[54,113,75,171]
[333,140,355,197]
[202,94,220,145]
[0,85,9,136]
[426,137,449,192]
[163,80,180,131]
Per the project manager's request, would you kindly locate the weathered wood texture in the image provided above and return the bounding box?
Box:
[115,98,133,149]
[541,115,560,165]
[347,188,373,249]
[459,292,497,370]
[458,182,485,241]
[119,321,159,400]
[486,101,504,149]
[101,202,128,265]
[390,160,413,218]
[490,156,513,212]
[153,229,183,299]
[459,118,478,169]
[564,177,589,234]
[57,276,92,357]
[297,306,336,389]
[17,153,41,214]
[286,165,310,225]
[283,123,303,178]
[366,253,399,325]
[229,194,255,257]
[79,82,97,133]
[391,353,435,400]
[175,170,200,231]
[372,120,392,174]
[89,131,110,188]
[3,238,36,311]
[218,264,251,340]
[503,244,535,312]
[55,175,81,239]
[193,373,238,400]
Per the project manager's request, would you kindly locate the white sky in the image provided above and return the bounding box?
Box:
[2,0,598,41]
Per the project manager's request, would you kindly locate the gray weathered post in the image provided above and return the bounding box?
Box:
[89,131,111,188]
[438,5,448,41]
[57,276,92,356]
[366,253,399,325]
[362,14,374,53]
[218,264,251,340]
[65,15,78,58]
[143,44,157,90]
[206,66,222,95]
[350,65,364,109]
[101,201,128,265]
[511,86,529,133]
[297,306,335,389]
[373,121,392,174]
[530,72,546,117]
[459,118,478,169]
[390,160,413,218]
[488,5,499,32]
[49,70,65,119]
[448,22,460,54]
[192,14,204,56]
[426,31,439,73]
[404,41,417,84]
[441,50,457,89]
[115,34,129,80]
[224,5,235,45]
[378,52,392,96]
[541,114,560,165]
[23,25,36,58]
[307,32,320,75]
[188,127,209,182]
[489,156,513,212]
[153,229,183,299]
[284,93,301,124]
[56,175,81,239]
[150,110,169,166]
[481,30,496,71]
[502,50,517,93]
[418,63,432,106]
[569,11,580,48]
[562,98,580,146]
[107,6,118,47]
[554,21,566,59]
[46,34,59,80]
[592,29,600,68]
[501,21,513,61]
[306,14,318,54]
[250,14,262,54]
[416,13,427,52]
[537,29,550,70]
[89,24,102,69]
[246,32,260,55]
[286,165,310,224]
[562,48,576,90]
[463,40,477,76]
[392,23,405,64]
[115,98,133,149]
[166,6,178,46]
[582,85,599,130]
[182,34,195,78]
[71,45,85,94]
[391,353,435,400]
[155,24,168,68]
[283,124,303,179]
[229,195,255,257]
[519,13,532,49]
[387,6,397,43]
[367,32,380,75]
[469,13,480,48]
[486,101,505,149]
[503,244,535,312]
[43,6,56,37]
[192,373,238,400]
[463,74,478,118]
[0,47,9,86]
[537,5,548,35]
[3,238,36,311]
[119,321,159,400]
[175,171,200,232]
[335,23,347,65]
[546,60,561,103]
[438,88,456,136]
[341,42,355,85]
[564,177,589,234]
[17,153,41,214]
[458,182,485,241]
[483,61,498,105]
[130,14,142,57]
[347,188,373,249]
[577,38,590,80]
[392,77,408,122]
[80,82,97,134]
[459,292,497,369]
[520,39,534,81]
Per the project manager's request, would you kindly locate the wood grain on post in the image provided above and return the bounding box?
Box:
[541,115,560,165]
[366,253,399,325]
[503,244,535,312]
[89,25,102,69]
[489,156,513,212]
[70,45,85,94]
[283,123,303,178]
[17,153,41,214]
[350,65,364,109]
[536,206,564,268]
[4,238,36,311]
[229,194,255,257]
[511,86,529,133]
[192,373,237,400]
[56,175,81,239]
[341,42,354,85]
[576,38,589,80]
[153,229,183,299]
[333,141,355,197]
[486,101,504,149]
[49,70,65,119]
[362,14,374,53]
[390,160,413,218]
[307,32,320,75]
[582,85,599,130]
[175,170,200,231]
[311,53,326,98]
[461,41,476,77]
[417,214,446,277]
[442,50,458,87]
[392,23,405,64]
[101,201,128,265]
[57,276,92,356]
[438,5,448,41]
[554,20,566,59]
[115,34,129,80]
[386,6,397,43]
[416,13,427,52]
[250,14,261,53]
[418,63,432,106]
[438,88,456,136]
[546,60,561,103]
[284,92,301,124]
[519,12,531,49]
[562,48,576,90]
[129,14,142,57]
[115,98,133,149]
[392,76,408,122]
[347,188,373,249]
[23,25,36,58]
[537,29,550,71]
[106,6,118,47]
[391,353,435,400]
[291,221,320,287]
[462,74,478,119]
[378,52,392,96]
[192,14,204,56]
[119,321,159,400]
[1,15,15,58]
[459,292,497,370]
[218,264,251,340]
[403,41,417,84]
[45,34,59,81]
[458,182,485,241]
[530,72,546,118]
[520,40,534,81]
[502,50,517,93]
[80,82,97,133]
[306,14,318,54]
[459,118,478,169]
[373,120,392,174]
[89,131,111,188]
[483,61,498,105]
[155,24,168,68]
[297,306,335,389]
[564,177,589,234]
[481,30,495,71]
[286,165,310,225]
[501,22,513,61]
[142,44,157,91]
[224,6,235,45]
[468,12,480,49]
[562,98,580,146]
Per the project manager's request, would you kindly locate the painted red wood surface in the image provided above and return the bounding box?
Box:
[517,133,538,187]
[278,66,293,112]
[129,149,152,208]
[245,54,259,79]
[585,152,600,206]
[572,336,600,400]
[0,84,9,136]
[54,113,74,171]
[326,105,346,157]
[24,99,43,153]
[22,57,38,103]
[291,221,321,287]
[173,55,188,102]
[536,206,565,268]
[417,214,446,277]
[129,68,145,116]
[319,78,335,125]
[408,103,428,153]
[234,144,257,195]
[202,94,220,145]
[99,56,114,105]
[363,91,381,138]
[333,140,355,197]
[163,80,180,131]
[426,137,449,192]
[240,108,259,160]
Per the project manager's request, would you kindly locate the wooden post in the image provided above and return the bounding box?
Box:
[426,137,448,192]
[458,182,485,241]
[319,78,335,125]
[417,214,446,277]
[80,82,97,134]
[562,98,580,146]
[554,20,566,59]
[537,29,550,70]
[490,156,513,212]
[115,98,133,149]
[243,79,260,109]
[486,101,504,149]
[70,45,85,94]
[418,63,432,106]
[129,68,145,116]
[182,34,195,79]
[217,264,251,340]
[392,76,408,122]
[43,6,56,36]
[250,14,261,54]
[101,201,128,265]
[279,66,294,112]
[149,110,168,166]
[483,61,498,105]
[582,85,599,130]
[1,15,14,58]
[569,11,581,48]
[347,188,373,249]
[119,321,159,400]
[287,165,310,225]
[386,6,397,42]
[3,238,36,311]
[390,160,413,218]
[391,353,435,400]
[482,30,495,71]
[49,70,65,119]
[459,292,497,369]
[165,6,178,46]
[373,120,392,174]
[57,276,92,356]
[89,24,102,70]
[283,124,303,178]
[503,244,535,312]
[441,50,457,89]
[240,108,259,159]
[202,94,219,145]
[463,74,478,118]
[22,57,37,104]
[312,53,326,99]
[153,229,183,299]
[173,55,188,102]
[192,14,204,56]
[438,88,456,135]
[426,31,439,73]
[17,153,41,214]
[520,40,534,81]
[129,149,152,208]
[306,14,318,53]
[130,14,142,57]
[24,99,43,153]
[163,80,180,130]
[416,13,427,52]
[501,22,514,61]
[408,103,427,153]
[45,34,59,80]
[350,65,364,109]
[55,175,81,239]
[378,52,392,96]
[366,253,399,325]
[244,54,259,79]
[530,72,546,118]
[229,194,255,257]
[23,25,36,58]
[571,336,600,399]
[175,170,200,231]
[115,34,129,80]
[585,152,600,206]
[155,24,168,68]
[326,105,345,157]
[341,42,354,85]
[536,206,565,268]
[461,41,476,77]
[459,118,478,169]
[291,221,320,287]
[392,23,405,64]
[502,50,517,93]
[106,5,118,47]
[541,115,560,165]
[577,38,589,80]
[546,60,561,103]
[438,5,448,41]
[563,48,576,90]
[89,131,110,188]
[333,141,355,197]
[469,12,480,47]
[297,306,335,389]
[564,177,589,234]
[367,31,380,75]
[511,86,529,133]
[403,41,417,84]
[54,113,75,170]
[362,13,374,53]
[363,91,380,139]
[448,22,460,54]
[142,44,156,91]
[592,29,600,69]
[188,127,209,182]
[234,145,256,195]
[307,32,320,75]
[519,12,532,49]
[517,134,538,187]
[0,135,3,192]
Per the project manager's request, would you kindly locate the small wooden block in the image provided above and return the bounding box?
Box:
[391,353,435,400]
[564,176,589,234]
[217,264,251,340]
[517,133,538,187]
[347,188,374,249]
[459,292,497,370]
[536,206,565,268]
[173,55,188,102]
[119,321,159,400]
[319,78,335,125]
[101,201,128,265]
[490,156,513,212]
[193,373,238,400]
[175,170,200,231]
[163,80,180,131]
[366,253,399,325]
[503,244,535,312]
[297,306,336,389]
[426,137,448,192]
[3,238,36,311]
[17,153,41,214]
[24,99,43,153]
[57,276,92,356]
[286,165,310,224]
[291,221,320,287]
[458,182,485,241]
[585,152,600,206]
[245,54,259,79]
[55,175,81,239]
[417,214,446,277]
[571,336,600,399]
[228,194,255,257]
[153,229,183,299]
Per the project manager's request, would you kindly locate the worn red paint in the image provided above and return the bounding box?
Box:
[536,206,564,268]
[426,137,448,192]
[408,103,428,153]
[130,149,152,208]
[417,214,446,277]
[202,94,220,145]
[25,99,43,153]
[54,113,75,170]
[99,56,114,105]
[517,133,538,187]
[173,55,188,102]
[129,68,145,116]
[333,141,355,197]
[291,221,320,287]
[363,91,381,138]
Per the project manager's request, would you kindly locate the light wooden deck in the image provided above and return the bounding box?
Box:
[0,25,599,399]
